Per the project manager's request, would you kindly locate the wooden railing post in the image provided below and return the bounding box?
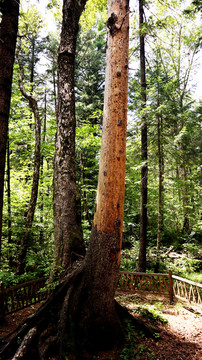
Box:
[0,282,5,320]
[169,269,174,303]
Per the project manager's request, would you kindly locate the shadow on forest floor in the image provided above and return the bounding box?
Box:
[0,292,202,359]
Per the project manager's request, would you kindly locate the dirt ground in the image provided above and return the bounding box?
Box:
[0,293,202,359]
[116,292,202,360]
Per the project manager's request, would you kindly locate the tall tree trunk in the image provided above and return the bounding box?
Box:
[137,0,148,272]
[6,136,12,267]
[0,0,20,264]
[53,0,86,270]
[52,61,57,117]
[156,64,164,251]
[16,53,41,275]
[80,152,92,228]
[30,35,35,95]
[39,91,47,244]
[157,113,164,251]
[77,1,129,351]
[182,165,190,233]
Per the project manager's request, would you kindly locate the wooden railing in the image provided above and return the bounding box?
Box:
[0,271,201,319]
[0,277,48,318]
[172,275,202,305]
[118,271,174,302]
[118,271,202,306]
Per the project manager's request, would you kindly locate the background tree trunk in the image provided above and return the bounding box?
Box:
[6,136,12,267]
[0,0,19,264]
[39,91,47,244]
[137,0,148,272]
[157,112,164,251]
[16,54,41,274]
[53,0,86,270]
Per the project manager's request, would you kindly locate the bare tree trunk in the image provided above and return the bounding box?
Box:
[6,136,12,266]
[52,62,57,117]
[39,91,47,244]
[16,53,41,274]
[0,0,19,264]
[80,152,92,228]
[53,0,86,270]
[137,0,148,272]
[182,165,190,233]
[157,113,164,251]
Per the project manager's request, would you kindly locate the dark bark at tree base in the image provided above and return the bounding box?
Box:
[0,266,123,360]
[0,269,155,360]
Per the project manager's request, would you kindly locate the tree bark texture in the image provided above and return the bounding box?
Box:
[0,1,130,359]
[78,0,129,350]
[137,0,148,272]
[16,53,41,274]
[0,0,19,262]
[53,0,87,269]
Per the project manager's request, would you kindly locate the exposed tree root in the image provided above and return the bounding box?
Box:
[12,327,37,360]
[0,269,78,359]
[0,268,156,360]
[115,300,158,338]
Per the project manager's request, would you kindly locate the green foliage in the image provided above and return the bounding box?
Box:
[76,121,101,243]
[120,233,202,283]
[120,246,139,271]
[120,319,156,360]
[1,2,56,278]
[0,268,45,287]
[127,0,202,252]
[79,0,107,31]
[134,305,168,325]
[75,26,106,126]
[75,24,105,242]
[120,320,141,360]
[46,0,62,24]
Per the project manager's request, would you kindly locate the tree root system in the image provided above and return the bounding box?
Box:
[0,268,156,360]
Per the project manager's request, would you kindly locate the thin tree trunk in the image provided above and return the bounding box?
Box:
[0,0,19,264]
[156,64,164,251]
[80,152,92,228]
[52,62,57,117]
[157,113,164,250]
[137,0,148,272]
[16,52,41,274]
[39,91,47,244]
[30,35,35,95]
[182,165,189,233]
[6,136,12,266]
[53,0,86,270]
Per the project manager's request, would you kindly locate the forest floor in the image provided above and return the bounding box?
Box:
[0,292,201,360]
[116,292,202,360]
